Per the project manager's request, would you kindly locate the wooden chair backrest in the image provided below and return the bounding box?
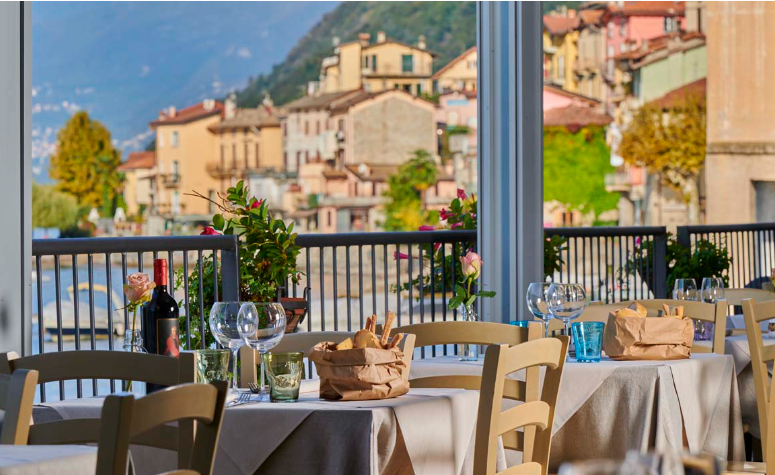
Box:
[0,367,38,445]
[0,350,195,386]
[239,331,416,385]
[474,336,569,475]
[742,298,775,463]
[387,321,544,457]
[96,381,228,475]
[725,288,775,306]
[2,351,196,466]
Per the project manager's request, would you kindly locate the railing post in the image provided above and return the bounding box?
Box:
[653,233,668,298]
[221,237,240,301]
[676,226,691,249]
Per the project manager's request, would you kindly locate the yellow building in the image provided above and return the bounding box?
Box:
[150,100,224,217]
[117,151,156,216]
[543,13,580,92]
[320,32,435,96]
[207,95,285,193]
[432,46,477,93]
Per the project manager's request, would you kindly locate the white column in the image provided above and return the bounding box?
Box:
[478,2,543,323]
[0,2,32,354]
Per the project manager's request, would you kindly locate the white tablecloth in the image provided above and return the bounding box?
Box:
[411,353,745,470]
[34,387,502,475]
[0,445,96,475]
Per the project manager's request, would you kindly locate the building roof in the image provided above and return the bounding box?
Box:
[344,163,454,182]
[650,78,706,109]
[613,31,705,65]
[283,90,361,112]
[543,15,580,35]
[117,151,156,171]
[577,9,606,26]
[544,105,613,128]
[150,100,224,128]
[609,1,685,17]
[329,88,437,114]
[209,105,283,132]
[361,39,439,58]
[432,46,476,80]
[543,84,601,105]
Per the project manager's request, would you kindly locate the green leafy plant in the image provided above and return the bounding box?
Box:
[623,234,731,294]
[178,181,301,348]
[382,150,438,231]
[543,234,568,280]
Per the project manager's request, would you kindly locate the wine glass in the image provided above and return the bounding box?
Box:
[673,278,698,301]
[238,302,286,401]
[209,301,248,392]
[701,277,725,303]
[547,283,587,357]
[526,282,552,337]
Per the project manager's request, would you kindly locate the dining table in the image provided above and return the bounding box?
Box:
[410,351,745,472]
[33,383,505,475]
[0,445,97,475]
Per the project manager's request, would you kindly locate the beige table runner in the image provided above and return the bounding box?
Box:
[0,445,97,475]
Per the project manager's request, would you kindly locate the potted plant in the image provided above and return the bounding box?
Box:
[178,181,303,348]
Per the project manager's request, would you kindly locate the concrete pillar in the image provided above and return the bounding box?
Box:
[706,2,775,224]
[0,2,32,354]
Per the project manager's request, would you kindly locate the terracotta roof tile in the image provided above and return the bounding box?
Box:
[543,15,580,35]
[613,31,705,62]
[650,78,706,109]
[610,1,685,17]
[544,105,612,127]
[150,101,224,128]
[118,151,155,171]
[209,106,283,132]
[284,90,361,111]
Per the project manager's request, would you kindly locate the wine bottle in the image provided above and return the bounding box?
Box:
[142,258,180,393]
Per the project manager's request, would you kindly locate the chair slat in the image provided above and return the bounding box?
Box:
[742,298,775,464]
[385,321,529,348]
[0,369,38,445]
[502,338,563,375]
[131,384,218,437]
[499,461,543,475]
[501,430,523,452]
[498,401,550,435]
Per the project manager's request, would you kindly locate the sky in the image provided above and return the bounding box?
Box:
[32,1,338,182]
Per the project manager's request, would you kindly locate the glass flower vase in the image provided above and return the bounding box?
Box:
[458,304,479,361]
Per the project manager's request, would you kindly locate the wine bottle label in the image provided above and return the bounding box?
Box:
[156,318,180,358]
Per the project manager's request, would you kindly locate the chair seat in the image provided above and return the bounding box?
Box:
[721,461,767,475]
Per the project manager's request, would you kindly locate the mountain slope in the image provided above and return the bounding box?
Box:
[237,1,476,107]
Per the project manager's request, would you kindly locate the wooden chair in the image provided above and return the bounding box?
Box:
[726,289,775,306]
[0,369,38,445]
[742,299,775,467]
[239,331,416,384]
[474,336,569,475]
[0,350,196,465]
[381,320,545,459]
[96,381,228,475]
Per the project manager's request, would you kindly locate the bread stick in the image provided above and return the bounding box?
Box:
[381,311,396,348]
[389,333,404,348]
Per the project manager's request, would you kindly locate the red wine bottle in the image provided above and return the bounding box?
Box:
[142,259,180,393]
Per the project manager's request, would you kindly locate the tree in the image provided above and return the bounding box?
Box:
[49,111,123,214]
[383,150,438,231]
[32,182,80,230]
[618,95,706,223]
[543,125,619,219]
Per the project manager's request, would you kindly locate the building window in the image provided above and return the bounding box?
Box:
[664,17,677,32]
[282,122,287,137]
[255,143,260,169]
[304,121,309,136]
[372,54,377,72]
[607,45,614,59]
[402,54,413,73]
[416,83,422,95]
[171,131,179,148]
[402,84,412,93]
[316,121,320,135]
[327,210,332,227]
[607,22,614,38]
[157,131,164,148]
[295,151,301,171]
[620,22,626,37]
[208,190,216,213]
[172,191,180,214]
[172,160,179,178]
[558,56,565,77]
[232,144,237,169]
[305,150,310,163]
[619,43,626,54]
[363,56,369,69]
[244,142,249,168]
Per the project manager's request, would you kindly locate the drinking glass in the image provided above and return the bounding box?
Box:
[526,282,553,337]
[262,352,303,402]
[697,277,725,340]
[571,322,604,363]
[209,301,249,392]
[673,278,698,301]
[547,283,587,358]
[195,349,230,384]
[238,302,286,401]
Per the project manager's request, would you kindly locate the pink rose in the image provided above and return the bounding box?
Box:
[457,189,467,200]
[123,273,155,305]
[201,226,219,236]
[418,225,436,231]
[393,251,410,260]
[460,251,482,278]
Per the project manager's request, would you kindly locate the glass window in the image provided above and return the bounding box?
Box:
[172,191,180,214]
[171,131,179,147]
[172,160,179,178]
[607,22,614,38]
[620,22,626,37]
[402,54,413,73]
[208,190,216,213]
[372,54,377,72]
[157,131,164,148]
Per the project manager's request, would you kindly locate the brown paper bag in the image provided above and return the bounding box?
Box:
[602,313,694,360]
[308,339,410,400]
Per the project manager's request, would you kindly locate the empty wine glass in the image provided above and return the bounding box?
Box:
[209,301,249,393]
[673,278,698,301]
[701,277,725,303]
[548,283,587,358]
[238,302,286,401]
[526,282,552,337]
